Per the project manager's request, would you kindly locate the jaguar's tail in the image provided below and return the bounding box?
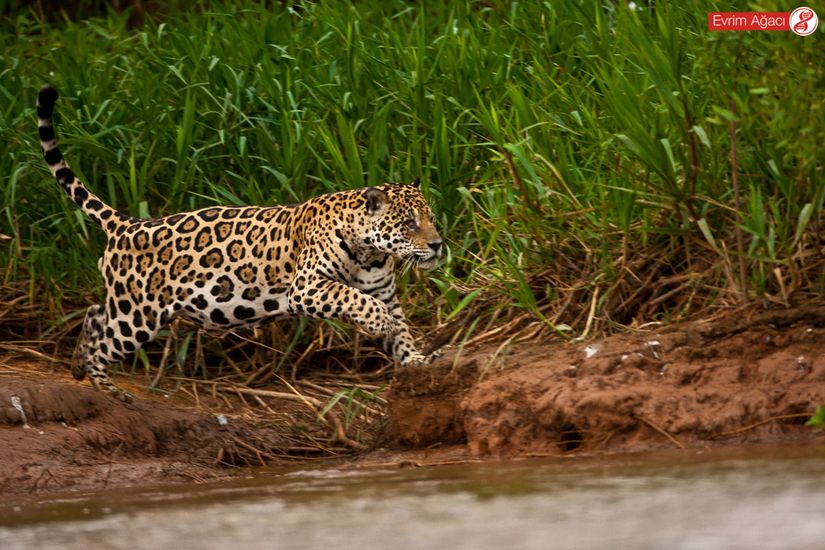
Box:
[37,86,130,232]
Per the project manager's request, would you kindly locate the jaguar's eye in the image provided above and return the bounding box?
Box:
[405,219,418,231]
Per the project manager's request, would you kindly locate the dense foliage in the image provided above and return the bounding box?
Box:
[1,1,822,347]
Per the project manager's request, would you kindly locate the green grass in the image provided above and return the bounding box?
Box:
[1,1,823,353]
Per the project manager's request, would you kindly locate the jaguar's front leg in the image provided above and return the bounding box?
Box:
[359,275,438,366]
[354,264,437,366]
[380,294,440,366]
[286,273,402,341]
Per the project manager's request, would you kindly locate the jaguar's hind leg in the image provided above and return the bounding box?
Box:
[72,304,105,381]
[85,354,133,402]
[73,303,164,402]
[92,305,167,401]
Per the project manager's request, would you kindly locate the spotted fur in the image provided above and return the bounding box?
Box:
[38,85,443,400]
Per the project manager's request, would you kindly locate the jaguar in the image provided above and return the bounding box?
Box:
[37,85,443,400]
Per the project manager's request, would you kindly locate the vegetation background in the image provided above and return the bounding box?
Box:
[0,1,822,380]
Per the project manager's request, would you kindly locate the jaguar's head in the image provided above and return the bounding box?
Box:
[362,182,442,269]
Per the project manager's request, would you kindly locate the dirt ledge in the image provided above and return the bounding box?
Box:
[0,374,291,496]
[389,307,825,456]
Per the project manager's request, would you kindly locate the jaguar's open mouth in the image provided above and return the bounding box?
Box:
[410,251,439,269]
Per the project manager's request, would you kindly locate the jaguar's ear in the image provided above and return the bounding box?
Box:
[365,187,388,215]
[412,177,421,189]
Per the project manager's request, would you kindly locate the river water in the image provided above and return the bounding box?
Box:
[2,445,824,550]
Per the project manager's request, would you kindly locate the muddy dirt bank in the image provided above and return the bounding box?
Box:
[0,370,295,496]
[2,307,824,496]
[390,307,825,456]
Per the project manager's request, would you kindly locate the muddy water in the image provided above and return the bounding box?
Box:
[2,445,825,550]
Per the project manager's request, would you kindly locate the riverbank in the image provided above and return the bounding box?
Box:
[2,306,824,496]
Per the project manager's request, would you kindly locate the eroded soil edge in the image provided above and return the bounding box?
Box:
[390,307,825,456]
[0,375,292,496]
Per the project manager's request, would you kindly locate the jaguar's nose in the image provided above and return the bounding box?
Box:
[428,240,442,254]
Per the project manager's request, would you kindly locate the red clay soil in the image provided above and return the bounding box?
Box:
[2,306,824,497]
[0,370,292,496]
[389,307,825,456]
